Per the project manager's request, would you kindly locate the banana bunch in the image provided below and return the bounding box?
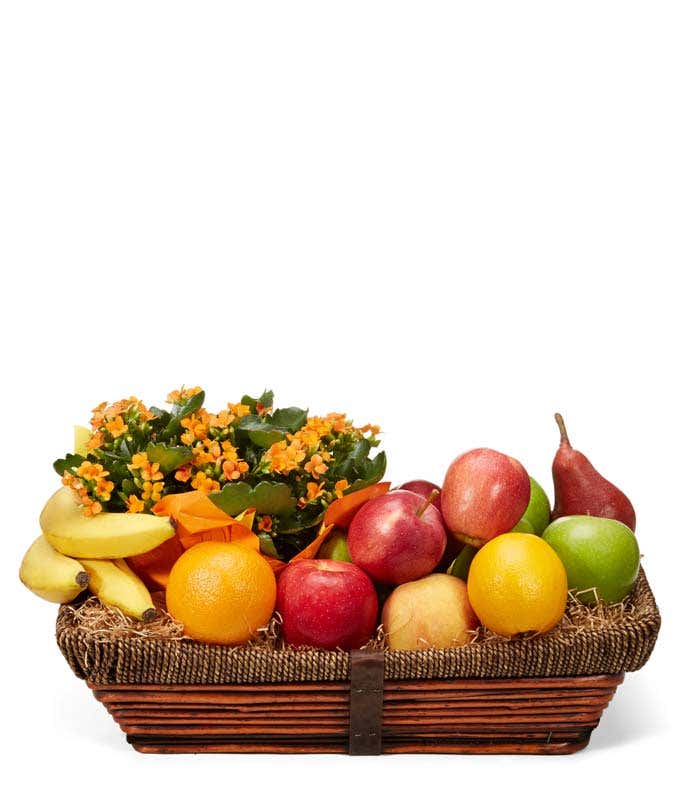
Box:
[20,487,174,620]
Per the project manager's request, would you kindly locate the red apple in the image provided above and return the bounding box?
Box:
[399,480,442,512]
[441,448,531,547]
[276,559,378,650]
[399,479,464,567]
[348,490,447,585]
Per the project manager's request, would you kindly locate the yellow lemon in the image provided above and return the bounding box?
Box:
[467,533,567,637]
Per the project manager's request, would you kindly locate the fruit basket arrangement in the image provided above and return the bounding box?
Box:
[22,388,660,755]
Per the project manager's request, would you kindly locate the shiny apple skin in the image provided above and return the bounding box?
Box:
[276,559,378,650]
[347,490,447,585]
[399,480,443,512]
[441,448,531,546]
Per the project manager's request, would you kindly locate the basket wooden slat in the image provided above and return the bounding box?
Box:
[89,674,623,754]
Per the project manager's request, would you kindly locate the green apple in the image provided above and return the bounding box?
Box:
[542,516,640,604]
[446,544,477,580]
[318,529,352,562]
[510,517,539,535]
[520,477,551,534]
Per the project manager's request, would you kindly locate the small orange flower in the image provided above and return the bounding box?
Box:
[126,494,146,513]
[95,479,115,499]
[220,440,239,461]
[104,414,128,438]
[83,502,103,517]
[263,438,306,475]
[306,482,325,501]
[222,459,249,481]
[304,453,328,480]
[258,515,273,533]
[359,423,381,436]
[76,461,109,480]
[305,416,332,438]
[192,440,220,467]
[209,410,236,429]
[326,413,347,433]
[292,428,320,449]
[174,465,192,483]
[86,432,104,450]
[81,493,103,517]
[166,386,203,405]
[180,410,210,444]
[128,452,163,482]
[90,401,108,431]
[228,403,252,418]
[191,470,220,493]
[334,479,350,499]
[141,481,164,503]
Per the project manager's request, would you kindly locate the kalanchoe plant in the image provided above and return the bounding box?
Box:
[54,388,385,560]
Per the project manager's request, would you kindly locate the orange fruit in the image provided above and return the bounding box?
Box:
[166,542,276,645]
[467,533,568,637]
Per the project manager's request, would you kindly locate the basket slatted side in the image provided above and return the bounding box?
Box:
[90,675,624,754]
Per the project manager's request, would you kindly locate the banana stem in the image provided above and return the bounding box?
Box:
[76,571,89,587]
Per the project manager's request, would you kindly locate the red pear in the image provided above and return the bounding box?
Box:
[551,413,636,531]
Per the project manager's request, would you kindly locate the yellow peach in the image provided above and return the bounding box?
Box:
[382,573,478,650]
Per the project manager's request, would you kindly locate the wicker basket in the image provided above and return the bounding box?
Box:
[56,568,660,755]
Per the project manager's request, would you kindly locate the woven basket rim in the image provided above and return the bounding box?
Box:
[56,567,661,685]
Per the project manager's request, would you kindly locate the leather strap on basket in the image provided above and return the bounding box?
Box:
[348,649,384,755]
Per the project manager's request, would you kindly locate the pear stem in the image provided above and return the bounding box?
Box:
[554,413,571,446]
[415,489,439,519]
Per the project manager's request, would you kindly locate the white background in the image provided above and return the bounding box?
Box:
[1,2,678,792]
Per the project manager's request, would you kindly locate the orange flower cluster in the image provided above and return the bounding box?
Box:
[176,401,251,491]
[125,452,165,512]
[259,413,378,508]
[62,461,114,517]
[87,396,155,451]
[57,388,383,530]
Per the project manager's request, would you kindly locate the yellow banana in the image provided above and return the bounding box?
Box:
[79,558,157,621]
[20,535,89,604]
[74,425,91,456]
[40,487,175,559]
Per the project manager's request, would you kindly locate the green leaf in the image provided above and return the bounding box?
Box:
[271,407,308,432]
[208,482,253,515]
[257,532,281,559]
[333,437,371,479]
[236,415,286,448]
[251,481,296,516]
[53,453,85,476]
[161,390,205,440]
[250,429,286,448]
[146,443,193,474]
[276,511,324,533]
[149,407,173,427]
[344,451,387,494]
[241,389,274,412]
[209,481,296,517]
[174,390,205,418]
[120,478,136,496]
